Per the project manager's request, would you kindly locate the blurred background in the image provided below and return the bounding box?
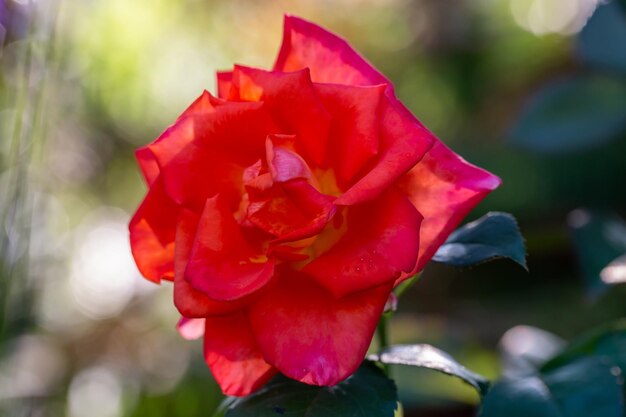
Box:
[1,0,625,416]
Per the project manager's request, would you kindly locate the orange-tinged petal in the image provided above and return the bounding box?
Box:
[129,177,178,283]
[231,65,331,166]
[204,312,277,396]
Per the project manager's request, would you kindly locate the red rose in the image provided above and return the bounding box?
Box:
[129,15,500,396]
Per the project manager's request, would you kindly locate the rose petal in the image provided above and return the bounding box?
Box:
[173,209,249,317]
[248,268,392,386]
[247,178,336,243]
[399,141,502,277]
[176,317,205,340]
[180,89,223,117]
[265,134,312,183]
[231,65,331,165]
[204,312,277,396]
[129,177,178,283]
[216,71,233,99]
[315,83,385,187]
[185,195,275,302]
[304,189,422,298]
[135,146,159,187]
[335,96,434,205]
[149,99,276,211]
[274,15,389,87]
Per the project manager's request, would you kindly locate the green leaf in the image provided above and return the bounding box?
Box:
[432,212,527,269]
[579,1,626,74]
[509,76,626,154]
[368,344,490,397]
[479,356,625,417]
[542,319,626,373]
[222,362,397,417]
[567,209,626,297]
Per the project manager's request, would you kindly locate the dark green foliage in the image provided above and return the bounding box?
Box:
[220,362,397,417]
[579,1,626,74]
[509,77,626,154]
[568,210,626,297]
[480,321,626,417]
[369,344,490,397]
[433,212,527,269]
[479,357,624,417]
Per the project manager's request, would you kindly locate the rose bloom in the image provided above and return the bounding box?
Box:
[129,15,500,396]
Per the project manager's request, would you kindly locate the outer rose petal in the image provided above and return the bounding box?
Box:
[185,195,275,302]
[129,177,178,283]
[173,209,250,317]
[177,317,205,340]
[135,147,159,187]
[304,189,422,298]
[248,269,392,386]
[179,89,224,117]
[399,141,502,277]
[274,15,389,87]
[231,66,331,166]
[204,312,277,397]
[216,71,233,99]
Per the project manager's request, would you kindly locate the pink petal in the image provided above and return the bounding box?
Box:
[265,134,312,183]
[129,177,178,283]
[248,269,392,386]
[176,317,205,340]
[204,312,277,396]
[274,15,390,87]
[185,195,275,302]
[304,189,422,298]
[398,141,502,277]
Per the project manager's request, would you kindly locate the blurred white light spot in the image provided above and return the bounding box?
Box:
[510,0,603,36]
[500,325,565,377]
[68,366,123,417]
[567,209,591,229]
[70,209,144,320]
[601,255,626,284]
[0,335,66,399]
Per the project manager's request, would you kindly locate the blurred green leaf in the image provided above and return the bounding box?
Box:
[509,76,626,154]
[222,362,397,417]
[579,1,626,74]
[542,319,626,373]
[369,344,490,397]
[432,212,527,269]
[567,210,626,297]
[479,356,624,417]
